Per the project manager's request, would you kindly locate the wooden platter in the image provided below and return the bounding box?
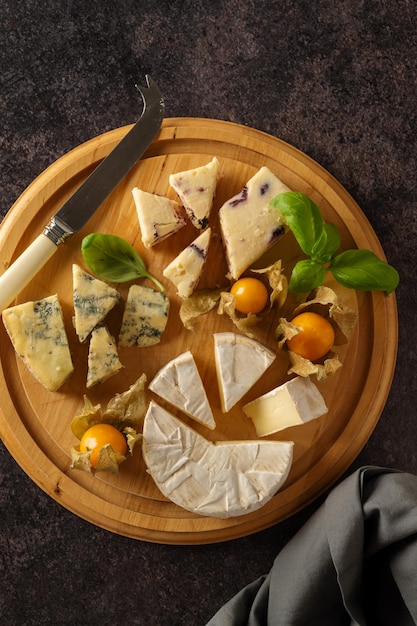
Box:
[0,118,397,544]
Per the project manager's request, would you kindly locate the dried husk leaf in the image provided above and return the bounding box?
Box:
[293,286,357,344]
[252,260,288,309]
[70,443,127,475]
[103,373,147,425]
[287,350,343,381]
[179,288,222,330]
[217,291,260,338]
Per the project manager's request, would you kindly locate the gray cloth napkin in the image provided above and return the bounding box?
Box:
[206,466,417,625]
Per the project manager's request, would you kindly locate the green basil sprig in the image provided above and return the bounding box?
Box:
[81,233,164,291]
[270,192,399,294]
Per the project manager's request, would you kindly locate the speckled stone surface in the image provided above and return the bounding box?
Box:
[1,1,416,624]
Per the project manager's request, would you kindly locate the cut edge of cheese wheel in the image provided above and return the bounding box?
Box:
[149,350,216,430]
[214,332,276,412]
[142,401,294,518]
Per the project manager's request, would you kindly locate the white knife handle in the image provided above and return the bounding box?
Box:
[0,234,58,311]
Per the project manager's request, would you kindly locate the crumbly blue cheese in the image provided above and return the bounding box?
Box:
[169,157,219,229]
[86,326,123,388]
[2,294,74,391]
[132,188,186,248]
[118,284,169,347]
[219,167,290,279]
[149,351,216,430]
[72,264,120,342]
[163,228,211,298]
[142,401,294,518]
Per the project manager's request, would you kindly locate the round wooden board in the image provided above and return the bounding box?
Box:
[0,118,397,544]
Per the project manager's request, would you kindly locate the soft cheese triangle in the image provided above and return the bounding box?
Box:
[214,332,276,412]
[132,188,186,248]
[143,401,294,518]
[163,228,211,298]
[86,326,123,388]
[72,264,120,342]
[149,351,216,430]
[219,167,290,279]
[169,157,219,229]
[2,294,74,391]
[243,376,328,436]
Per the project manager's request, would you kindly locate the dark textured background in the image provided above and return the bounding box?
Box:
[1,1,416,624]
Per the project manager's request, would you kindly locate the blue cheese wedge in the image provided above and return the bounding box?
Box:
[86,326,123,388]
[132,188,186,248]
[219,167,290,279]
[163,228,211,298]
[143,401,294,518]
[2,294,74,391]
[118,284,169,347]
[72,264,120,342]
[214,332,276,412]
[243,376,328,437]
[169,157,219,229]
[149,351,216,430]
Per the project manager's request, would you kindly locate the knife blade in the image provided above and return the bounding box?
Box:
[0,75,164,311]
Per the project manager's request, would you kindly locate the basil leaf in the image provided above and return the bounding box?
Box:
[271,192,325,257]
[329,249,399,293]
[81,233,164,291]
[289,259,326,293]
[311,222,341,263]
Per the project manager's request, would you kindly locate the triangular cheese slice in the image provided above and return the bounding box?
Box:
[143,401,293,518]
[2,294,74,391]
[214,332,276,412]
[219,167,290,279]
[163,228,211,298]
[169,157,219,229]
[118,284,170,347]
[132,188,186,248]
[149,351,216,430]
[86,326,123,388]
[72,264,120,342]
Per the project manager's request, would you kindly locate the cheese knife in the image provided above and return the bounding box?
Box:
[0,75,164,311]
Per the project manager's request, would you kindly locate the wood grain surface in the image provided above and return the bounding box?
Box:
[0,118,397,543]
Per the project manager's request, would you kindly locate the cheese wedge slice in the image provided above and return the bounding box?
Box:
[214,332,276,412]
[72,264,120,342]
[119,284,169,347]
[169,157,219,229]
[149,351,215,430]
[163,228,211,298]
[2,294,74,391]
[132,188,186,248]
[86,326,123,388]
[243,376,328,436]
[143,401,294,518]
[219,167,290,279]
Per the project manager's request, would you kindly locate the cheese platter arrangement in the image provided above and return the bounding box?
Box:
[0,118,398,543]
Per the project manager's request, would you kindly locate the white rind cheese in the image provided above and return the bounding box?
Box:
[2,294,74,391]
[86,326,123,388]
[243,376,328,437]
[119,284,169,347]
[132,188,186,248]
[143,401,294,518]
[219,167,290,279]
[169,157,219,229]
[72,264,120,342]
[214,332,276,412]
[149,351,216,430]
[163,228,211,298]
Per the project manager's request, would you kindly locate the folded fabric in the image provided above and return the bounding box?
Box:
[205,466,417,625]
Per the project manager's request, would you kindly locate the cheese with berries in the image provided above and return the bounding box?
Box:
[163,228,211,298]
[132,188,186,248]
[169,157,219,229]
[219,167,290,279]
